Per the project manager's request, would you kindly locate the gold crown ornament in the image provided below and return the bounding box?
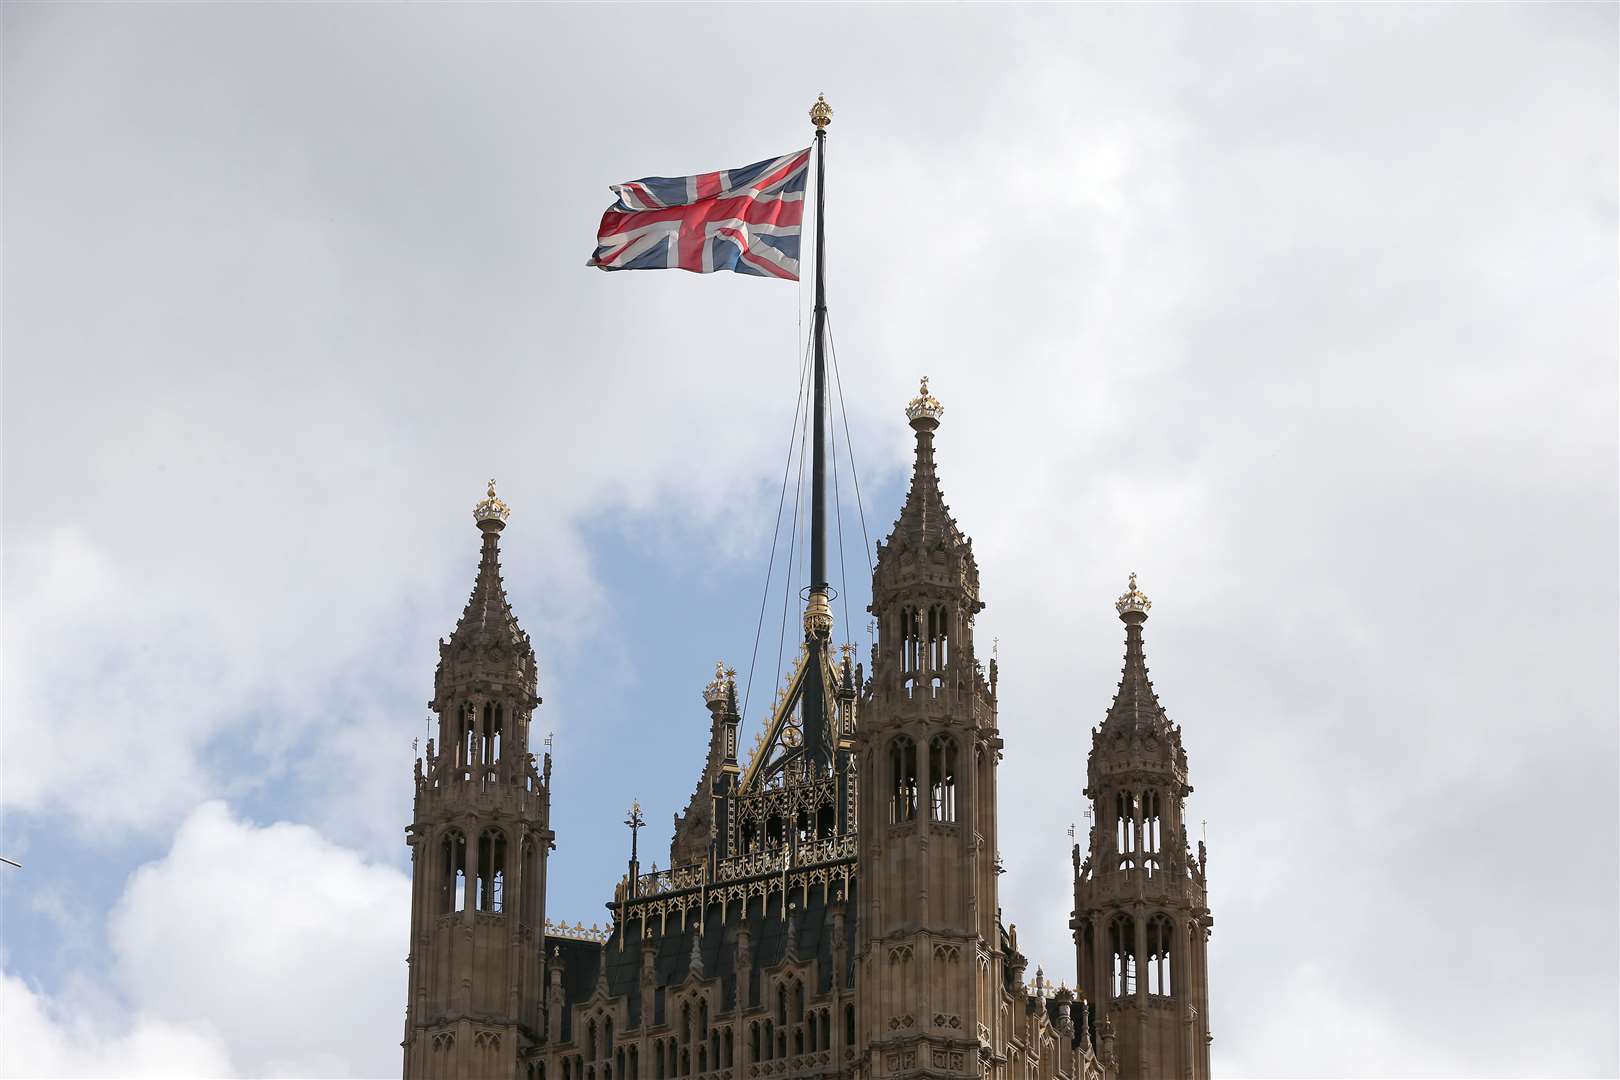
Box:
[473,479,511,527]
[1114,573,1151,617]
[905,376,943,424]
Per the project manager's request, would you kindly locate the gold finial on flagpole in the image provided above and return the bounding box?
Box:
[810,94,833,130]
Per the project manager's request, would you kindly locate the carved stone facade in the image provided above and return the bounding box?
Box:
[401,394,1213,1080]
[402,483,555,1079]
[1071,580,1214,1079]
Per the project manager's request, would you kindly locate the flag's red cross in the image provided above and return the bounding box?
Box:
[592,150,808,279]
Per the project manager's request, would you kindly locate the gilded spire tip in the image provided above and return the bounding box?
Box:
[703,661,734,706]
[1115,572,1151,618]
[473,478,511,528]
[810,94,832,130]
[905,375,943,426]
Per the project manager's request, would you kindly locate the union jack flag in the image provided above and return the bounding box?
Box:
[587,148,809,280]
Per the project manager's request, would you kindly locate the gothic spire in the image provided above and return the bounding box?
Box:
[1102,573,1166,735]
[449,481,529,648]
[885,377,967,552]
[434,480,537,708]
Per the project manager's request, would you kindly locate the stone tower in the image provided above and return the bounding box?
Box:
[403,481,555,1080]
[1071,576,1212,1079]
[858,379,1012,1080]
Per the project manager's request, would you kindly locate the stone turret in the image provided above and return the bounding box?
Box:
[859,379,1000,1080]
[1072,576,1212,1080]
[403,481,554,1080]
[670,663,740,868]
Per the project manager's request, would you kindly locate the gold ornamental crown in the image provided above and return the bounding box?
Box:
[703,661,733,706]
[1114,572,1151,617]
[810,94,832,130]
[473,478,511,526]
[905,376,943,423]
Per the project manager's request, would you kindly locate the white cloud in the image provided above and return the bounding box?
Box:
[2,972,234,1078]
[109,802,410,1078]
[2,802,410,1079]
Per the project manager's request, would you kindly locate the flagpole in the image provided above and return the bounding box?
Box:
[804,94,834,771]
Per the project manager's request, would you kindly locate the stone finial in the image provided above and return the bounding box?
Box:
[809,94,833,130]
[1115,571,1151,618]
[905,375,943,427]
[473,478,511,529]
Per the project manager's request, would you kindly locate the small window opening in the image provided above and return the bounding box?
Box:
[889,736,918,823]
[439,829,468,913]
[929,735,958,821]
[477,827,506,912]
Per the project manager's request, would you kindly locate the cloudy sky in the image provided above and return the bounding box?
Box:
[3,4,1616,1077]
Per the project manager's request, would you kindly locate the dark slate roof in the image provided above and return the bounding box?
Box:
[554,880,858,1034]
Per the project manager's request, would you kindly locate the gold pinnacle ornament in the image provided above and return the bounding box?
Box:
[1114,572,1151,617]
[810,94,833,130]
[905,375,943,423]
[703,661,729,706]
[473,478,511,527]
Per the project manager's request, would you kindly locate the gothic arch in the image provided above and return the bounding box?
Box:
[889,736,918,823]
[929,735,958,821]
[438,828,468,913]
[477,826,507,912]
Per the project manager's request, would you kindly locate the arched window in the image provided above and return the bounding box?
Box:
[482,702,505,768]
[461,703,478,769]
[439,829,467,913]
[889,737,918,823]
[520,838,538,925]
[1147,914,1174,996]
[900,607,921,674]
[929,736,958,822]
[477,827,506,912]
[1108,914,1136,998]
[1115,791,1136,869]
[927,604,950,671]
